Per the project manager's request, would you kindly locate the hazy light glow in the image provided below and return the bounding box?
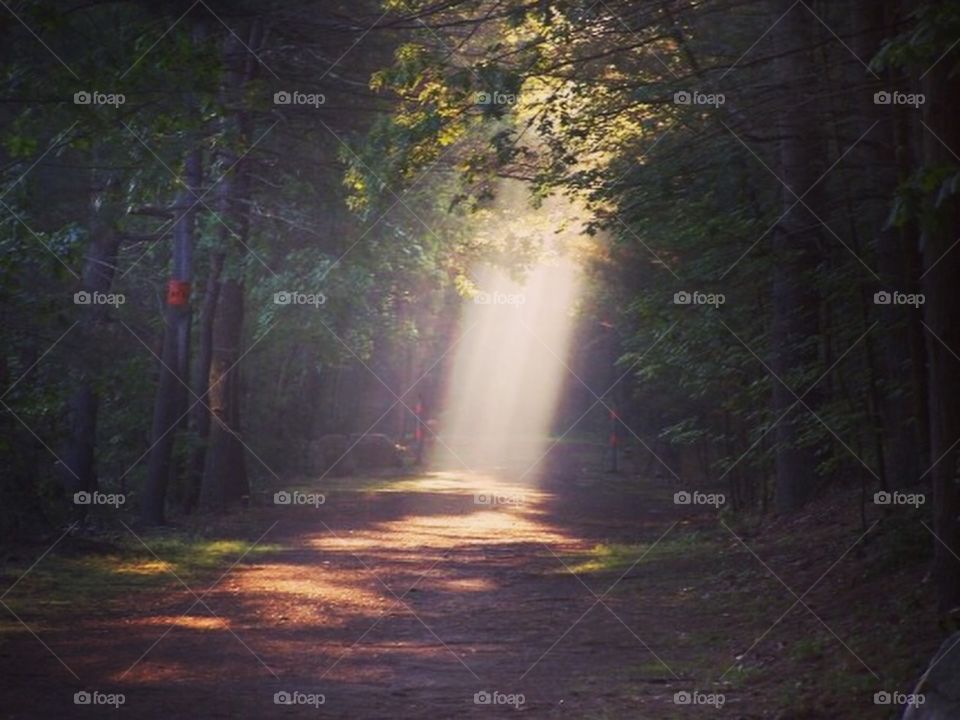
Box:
[433,253,581,480]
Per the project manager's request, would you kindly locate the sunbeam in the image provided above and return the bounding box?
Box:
[431,196,583,481]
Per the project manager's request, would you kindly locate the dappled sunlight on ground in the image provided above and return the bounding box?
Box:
[112,560,178,576]
[1,459,753,718]
[337,469,552,497]
[0,452,939,719]
[249,575,382,610]
[428,576,498,593]
[232,564,391,622]
[358,510,571,549]
[125,615,227,630]
[112,660,193,684]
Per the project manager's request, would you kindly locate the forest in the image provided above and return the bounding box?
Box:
[0,0,959,718]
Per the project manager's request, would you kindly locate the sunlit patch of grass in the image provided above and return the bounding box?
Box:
[143,537,284,571]
[558,532,710,575]
[114,559,171,575]
[304,474,403,493]
[305,470,544,499]
[306,471,462,494]
[0,536,284,626]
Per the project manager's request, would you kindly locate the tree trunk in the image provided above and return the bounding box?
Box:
[183,250,224,512]
[920,57,960,618]
[850,0,923,491]
[201,277,248,509]
[196,21,261,510]
[770,0,824,513]
[141,147,203,525]
[61,166,122,513]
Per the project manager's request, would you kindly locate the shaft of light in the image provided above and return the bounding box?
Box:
[433,255,581,481]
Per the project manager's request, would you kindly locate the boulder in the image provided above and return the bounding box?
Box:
[308,433,402,476]
[308,434,355,476]
[349,433,402,471]
[902,633,960,719]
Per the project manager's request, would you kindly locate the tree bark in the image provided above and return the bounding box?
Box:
[920,55,960,617]
[197,20,261,510]
[61,162,122,514]
[201,277,248,509]
[141,147,203,524]
[183,250,224,512]
[850,0,923,491]
[770,0,824,513]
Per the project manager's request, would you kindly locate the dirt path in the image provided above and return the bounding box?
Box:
[1,453,913,719]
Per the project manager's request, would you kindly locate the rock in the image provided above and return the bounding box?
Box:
[902,632,960,720]
[308,433,402,476]
[308,434,355,476]
[349,433,403,471]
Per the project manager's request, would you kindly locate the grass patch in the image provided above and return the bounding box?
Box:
[302,471,463,494]
[0,534,284,629]
[559,531,712,574]
[303,470,537,495]
[789,636,830,662]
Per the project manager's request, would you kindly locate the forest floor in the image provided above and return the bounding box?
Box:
[0,442,943,719]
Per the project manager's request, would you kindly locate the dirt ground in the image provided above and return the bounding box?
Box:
[0,445,940,718]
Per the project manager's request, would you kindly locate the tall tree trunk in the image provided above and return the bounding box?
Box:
[850,0,923,491]
[61,164,122,514]
[183,250,224,512]
[141,147,203,524]
[770,0,824,513]
[920,54,960,618]
[198,21,260,510]
[201,277,248,509]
